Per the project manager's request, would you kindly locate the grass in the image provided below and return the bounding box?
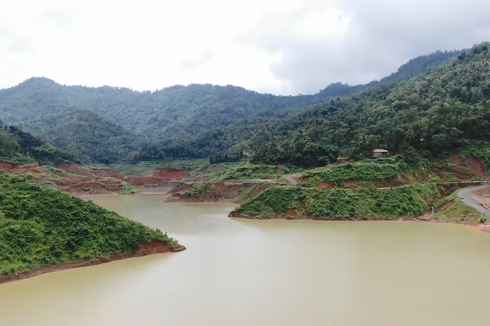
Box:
[42,165,66,180]
[214,163,304,181]
[181,182,213,200]
[174,181,270,202]
[301,162,399,187]
[434,190,486,224]
[0,153,36,165]
[93,159,209,176]
[300,157,472,187]
[121,182,137,194]
[234,183,443,219]
[0,172,178,276]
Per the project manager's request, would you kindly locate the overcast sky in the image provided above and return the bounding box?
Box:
[1,0,489,95]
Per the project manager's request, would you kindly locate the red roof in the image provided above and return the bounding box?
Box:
[373,149,389,153]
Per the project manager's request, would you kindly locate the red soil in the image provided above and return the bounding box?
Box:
[317,182,336,188]
[11,164,45,174]
[390,178,398,187]
[449,154,486,178]
[0,162,13,171]
[168,183,195,194]
[52,175,92,186]
[335,159,355,165]
[0,161,191,195]
[463,158,486,178]
[168,181,269,203]
[65,181,123,193]
[55,164,94,177]
[124,176,162,187]
[153,168,188,180]
[92,169,125,179]
[439,201,453,211]
[343,180,355,186]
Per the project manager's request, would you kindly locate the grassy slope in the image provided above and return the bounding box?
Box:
[95,158,209,176]
[233,184,442,219]
[301,162,399,187]
[0,172,178,276]
[300,156,485,187]
[434,190,486,224]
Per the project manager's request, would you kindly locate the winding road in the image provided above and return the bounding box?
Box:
[459,184,490,223]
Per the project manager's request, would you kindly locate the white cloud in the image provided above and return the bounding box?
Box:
[0,0,489,94]
[0,0,345,94]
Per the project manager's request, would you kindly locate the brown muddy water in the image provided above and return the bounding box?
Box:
[1,194,490,325]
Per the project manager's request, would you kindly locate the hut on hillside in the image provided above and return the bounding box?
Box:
[372,149,389,158]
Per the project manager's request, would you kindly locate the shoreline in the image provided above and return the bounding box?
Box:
[0,241,186,285]
[76,193,490,231]
[229,212,490,233]
[79,193,490,232]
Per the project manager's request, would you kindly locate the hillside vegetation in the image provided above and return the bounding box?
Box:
[0,119,72,165]
[231,184,443,219]
[0,49,461,163]
[251,43,490,167]
[0,172,179,277]
[434,190,486,224]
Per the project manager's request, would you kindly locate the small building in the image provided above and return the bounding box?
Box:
[372,149,389,158]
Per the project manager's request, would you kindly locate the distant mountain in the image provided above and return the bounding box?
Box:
[0,48,464,163]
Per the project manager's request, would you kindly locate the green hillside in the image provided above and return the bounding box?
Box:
[0,119,72,165]
[0,48,462,163]
[0,172,179,277]
[251,43,490,167]
[231,184,442,219]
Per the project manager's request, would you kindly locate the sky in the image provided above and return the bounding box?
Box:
[1,0,490,95]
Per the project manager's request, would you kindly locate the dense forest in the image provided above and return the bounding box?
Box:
[0,172,178,277]
[0,119,72,165]
[251,43,490,167]
[0,48,463,164]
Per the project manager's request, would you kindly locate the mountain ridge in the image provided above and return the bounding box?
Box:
[0,48,465,163]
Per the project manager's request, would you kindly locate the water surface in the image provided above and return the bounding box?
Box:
[1,194,490,326]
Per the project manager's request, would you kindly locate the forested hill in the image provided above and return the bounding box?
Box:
[0,48,463,163]
[0,119,72,165]
[251,42,490,167]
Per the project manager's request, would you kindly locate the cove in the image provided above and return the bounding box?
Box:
[1,194,490,326]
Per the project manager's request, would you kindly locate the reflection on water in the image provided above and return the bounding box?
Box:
[1,194,490,326]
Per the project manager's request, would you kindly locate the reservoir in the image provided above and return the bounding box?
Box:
[1,194,490,325]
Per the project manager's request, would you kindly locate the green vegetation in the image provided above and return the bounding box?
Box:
[301,162,399,187]
[181,182,213,200]
[215,164,303,181]
[121,182,137,194]
[97,158,208,176]
[434,190,486,224]
[0,120,73,165]
[42,165,66,180]
[251,43,490,167]
[209,151,245,164]
[0,172,178,276]
[460,141,490,171]
[234,184,443,219]
[0,153,36,165]
[171,181,271,203]
[0,48,463,163]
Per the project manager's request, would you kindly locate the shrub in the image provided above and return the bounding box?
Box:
[234,184,442,219]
